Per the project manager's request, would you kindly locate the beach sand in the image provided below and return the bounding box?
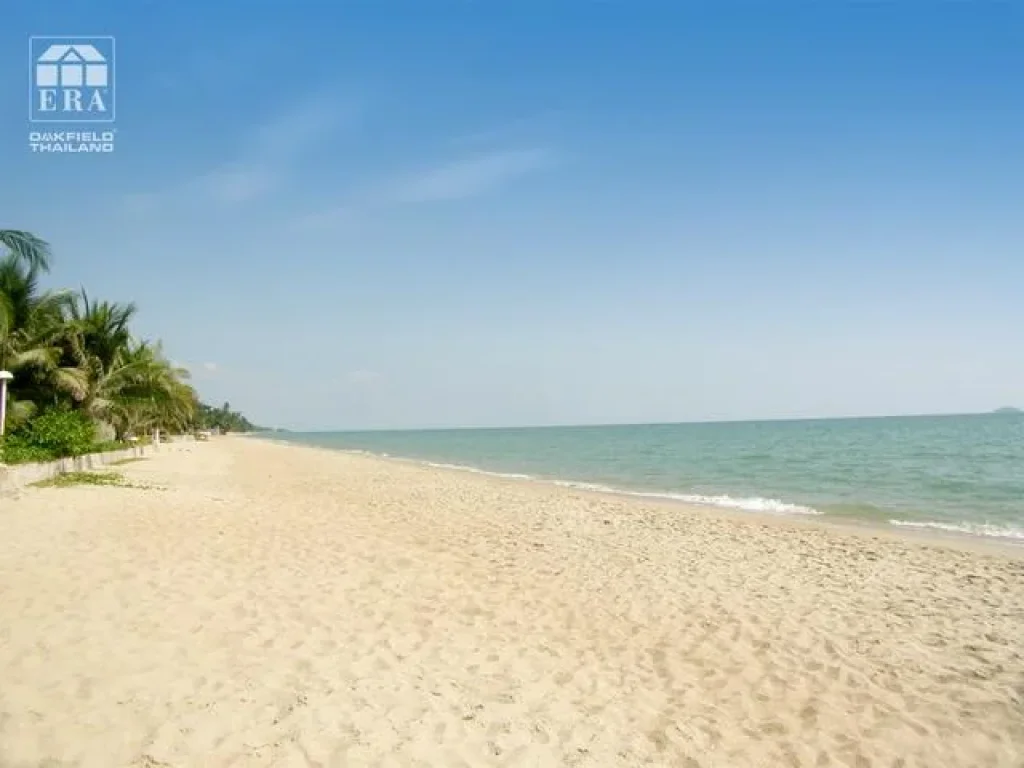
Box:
[1,438,1022,767]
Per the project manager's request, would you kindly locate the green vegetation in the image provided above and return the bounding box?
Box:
[195,401,263,433]
[15,406,95,457]
[1,229,260,465]
[32,471,127,488]
[32,469,164,490]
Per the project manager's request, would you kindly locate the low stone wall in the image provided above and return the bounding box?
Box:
[0,436,194,496]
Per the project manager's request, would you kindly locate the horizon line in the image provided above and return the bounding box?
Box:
[275,407,1018,435]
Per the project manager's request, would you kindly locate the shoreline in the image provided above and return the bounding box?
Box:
[3,436,1022,765]
[249,434,1024,560]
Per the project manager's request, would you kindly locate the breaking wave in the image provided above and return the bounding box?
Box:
[888,519,1024,542]
[416,460,821,515]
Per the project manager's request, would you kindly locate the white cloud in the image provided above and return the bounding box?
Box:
[387,148,554,203]
[291,147,555,231]
[202,362,219,372]
[122,91,356,211]
[198,167,276,204]
[450,111,566,148]
[290,203,359,232]
[248,94,354,163]
[150,37,291,95]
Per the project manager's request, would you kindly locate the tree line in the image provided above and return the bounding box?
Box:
[196,401,262,434]
[0,230,261,462]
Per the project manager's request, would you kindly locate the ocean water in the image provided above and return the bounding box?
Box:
[268,413,1024,543]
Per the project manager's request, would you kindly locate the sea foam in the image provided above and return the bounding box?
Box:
[551,480,821,515]
[423,461,534,481]
[888,519,1024,542]
[416,459,822,515]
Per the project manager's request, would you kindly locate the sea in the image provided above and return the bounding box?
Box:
[267,413,1024,544]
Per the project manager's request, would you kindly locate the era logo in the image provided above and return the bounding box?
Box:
[30,37,115,123]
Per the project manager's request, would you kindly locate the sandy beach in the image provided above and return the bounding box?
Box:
[1,437,1022,767]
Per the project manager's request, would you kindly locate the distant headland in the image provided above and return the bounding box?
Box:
[993,406,1022,414]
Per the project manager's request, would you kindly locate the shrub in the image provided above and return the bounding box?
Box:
[0,434,57,464]
[15,408,96,459]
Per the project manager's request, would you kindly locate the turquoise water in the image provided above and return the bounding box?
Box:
[268,413,1024,543]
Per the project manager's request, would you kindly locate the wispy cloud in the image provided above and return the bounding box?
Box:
[386,149,554,203]
[291,203,359,232]
[197,167,276,205]
[246,95,352,164]
[450,111,567,148]
[199,92,354,204]
[122,91,355,213]
[290,147,555,232]
[151,37,290,94]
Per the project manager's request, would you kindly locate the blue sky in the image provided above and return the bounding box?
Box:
[2,2,1022,430]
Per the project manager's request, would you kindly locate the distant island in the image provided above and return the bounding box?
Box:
[993,407,1022,414]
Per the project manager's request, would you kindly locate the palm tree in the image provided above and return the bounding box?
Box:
[0,254,78,429]
[0,230,52,273]
[2,228,245,454]
[101,342,197,438]
[63,298,196,439]
[66,290,137,373]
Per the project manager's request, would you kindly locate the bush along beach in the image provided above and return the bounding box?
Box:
[0,229,259,464]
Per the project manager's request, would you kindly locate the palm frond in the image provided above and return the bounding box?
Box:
[2,230,255,438]
[0,230,52,273]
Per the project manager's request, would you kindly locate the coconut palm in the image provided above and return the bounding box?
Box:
[65,290,137,373]
[0,255,78,429]
[63,306,196,439]
[0,230,52,273]
[3,228,251,456]
[100,342,198,438]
